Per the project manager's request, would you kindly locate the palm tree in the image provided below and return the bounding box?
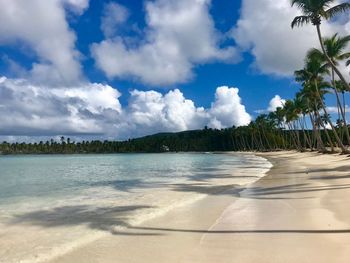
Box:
[298,83,329,152]
[295,51,348,153]
[291,0,350,91]
[283,100,303,150]
[308,34,350,145]
[294,95,313,149]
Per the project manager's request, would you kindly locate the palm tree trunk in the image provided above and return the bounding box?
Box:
[287,123,299,150]
[315,109,335,152]
[343,92,347,123]
[309,112,326,152]
[303,115,313,149]
[299,118,312,149]
[314,80,348,153]
[332,69,350,145]
[293,121,303,151]
[316,24,350,92]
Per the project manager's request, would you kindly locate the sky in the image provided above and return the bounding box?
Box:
[0,0,349,142]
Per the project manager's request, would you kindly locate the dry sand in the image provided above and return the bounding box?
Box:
[48,151,350,263]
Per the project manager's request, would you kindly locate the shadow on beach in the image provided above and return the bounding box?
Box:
[9,204,160,236]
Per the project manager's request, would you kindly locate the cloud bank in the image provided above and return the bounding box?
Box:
[0,76,251,140]
[0,0,86,85]
[92,0,240,86]
[232,0,350,77]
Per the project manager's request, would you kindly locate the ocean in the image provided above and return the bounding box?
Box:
[0,153,271,262]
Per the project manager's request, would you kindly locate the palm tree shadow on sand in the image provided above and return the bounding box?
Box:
[9,204,161,236]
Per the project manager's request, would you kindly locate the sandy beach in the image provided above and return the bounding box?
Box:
[43,151,350,263]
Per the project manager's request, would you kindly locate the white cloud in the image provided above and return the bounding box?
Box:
[0,76,250,140]
[120,86,251,137]
[92,0,240,86]
[101,2,130,38]
[209,86,251,128]
[118,89,208,138]
[0,0,86,85]
[232,0,350,77]
[62,0,89,14]
[268,95,286,112]
[327,105,350,114]
[255,95,286,114]
[0,76,121,136]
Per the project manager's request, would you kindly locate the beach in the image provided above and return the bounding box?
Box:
[1,151,350,262]
[46,151,350,263]
[0,153,270,263]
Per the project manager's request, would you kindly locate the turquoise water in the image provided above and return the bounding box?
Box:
[0,153,271,215]
[0,153,272,262]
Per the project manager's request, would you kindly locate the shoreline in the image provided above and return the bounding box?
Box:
[0,152,270,263]
[2,151,350,262]
[49,151,350,263]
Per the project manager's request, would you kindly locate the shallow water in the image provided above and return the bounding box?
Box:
[0,153,269,212]
[0,153,271,263]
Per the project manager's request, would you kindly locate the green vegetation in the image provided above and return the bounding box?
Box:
[0,124,347,154]
[1,0,350,155]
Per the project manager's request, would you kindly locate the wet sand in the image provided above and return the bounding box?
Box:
[0,153,270,263]
[49,151,350,263]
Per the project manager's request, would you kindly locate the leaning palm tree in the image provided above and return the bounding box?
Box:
[291,0,350,91]
[294,95,313,149]
[283,100,303,150]
[295,51,348,153]
[299,81,334,152]
[308,34,350,145]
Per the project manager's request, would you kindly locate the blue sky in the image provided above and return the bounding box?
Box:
[0,0,349,141]
[69,0,296,111]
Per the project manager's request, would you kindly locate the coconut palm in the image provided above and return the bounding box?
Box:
[298,82,330,152]
[291,0,350,91]
[283,100,303,150]
[308,34,350,144]
[295,51,348,153]
[294,95,313,149]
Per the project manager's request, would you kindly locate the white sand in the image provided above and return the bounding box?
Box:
[48,151,350,263]
[0,153,270,263]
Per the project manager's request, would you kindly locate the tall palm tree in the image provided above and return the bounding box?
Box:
[298,83,329,152]
[291,0,350,91]
[295,52,348,153]
[283,100,303,150]
[294,95,313,149]
[308,34,350,145]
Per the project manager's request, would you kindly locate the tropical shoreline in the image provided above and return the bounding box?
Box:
[0,152,270,263]
[47,151,350,263]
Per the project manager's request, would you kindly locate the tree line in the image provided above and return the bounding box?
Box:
[0,125,347,154]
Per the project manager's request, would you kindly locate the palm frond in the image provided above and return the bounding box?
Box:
[337,35,350,49]
[291,0,307,9]
[291,15,311,28]
[338,52,350,60]
[307,48,326,61]
[325,3,350,19]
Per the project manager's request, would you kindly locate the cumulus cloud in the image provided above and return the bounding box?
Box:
[101,2,130,38]
[62,0,89,14]
[0,76,250,140]
[209,86,251,128]
[0,76,121,136]
[327,105,350,114]
[267,95,286,112]
[92,0,240,86]
[0,0,86,85]
[232,0,350,77]
[255,95,286,114]
[117,89,208,138]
